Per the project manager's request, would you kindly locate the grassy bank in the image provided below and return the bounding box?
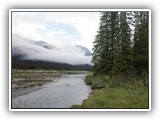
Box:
[72,73,149,108]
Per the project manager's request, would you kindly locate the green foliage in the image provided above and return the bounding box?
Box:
[133,12,149,75]
[76,11,149,109]
[112,12,133,75]
[72,85,148,108]
[72,75,149,108]
[91,11,149,76]
[85,72,148,90]
[84,74,92,85]
[90,75,109,89]
[91,12,119,76]
[85,74,110,89]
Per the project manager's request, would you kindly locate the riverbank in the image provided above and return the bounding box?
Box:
[71,74,149,108]
[12,69,87,98]
[12,87,42,98]
[72,85,148,108]
[12,74,92,108]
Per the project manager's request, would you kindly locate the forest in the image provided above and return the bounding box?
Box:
[91,11,148,76]
[72,11,149,108]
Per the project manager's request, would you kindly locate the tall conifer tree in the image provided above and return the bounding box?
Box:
[91,11,148,76]
[133,12,149,75]
[112,12,133,75]
[91,12,119,75]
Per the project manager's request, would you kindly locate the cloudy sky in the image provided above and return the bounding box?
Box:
[12,11,100,65]
[12,11,100,52]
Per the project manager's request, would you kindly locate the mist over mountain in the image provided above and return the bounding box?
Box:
[12,34,92,68]
[33,41,57,50]
[75,45,92,56]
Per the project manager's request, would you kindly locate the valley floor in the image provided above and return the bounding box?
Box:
[11,69,86,98]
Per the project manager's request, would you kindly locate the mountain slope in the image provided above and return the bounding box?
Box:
[32,41,57,50]
[75,45,92,56]
[12,34,92,70]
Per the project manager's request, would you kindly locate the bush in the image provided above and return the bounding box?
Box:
[72,86,148,108]
[84,74,92,85]
[74,72,149,108]
[84,74,110,90]
[91,75,109,89]
[84,72,149,90]
[72,80,149,108]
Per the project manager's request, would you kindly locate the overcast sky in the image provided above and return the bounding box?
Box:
[12,11,100,52]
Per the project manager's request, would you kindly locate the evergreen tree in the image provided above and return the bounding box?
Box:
[133,12,149,75]
[91,12,119,75]
[91,11,149,77]
[112,12,133,75]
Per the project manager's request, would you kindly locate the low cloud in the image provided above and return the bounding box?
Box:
[12,34,92,65]
[12,12,100,52]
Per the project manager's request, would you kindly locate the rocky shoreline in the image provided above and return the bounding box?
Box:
[12,87,43,98]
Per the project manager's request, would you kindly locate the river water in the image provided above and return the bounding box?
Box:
[12,74,92,108]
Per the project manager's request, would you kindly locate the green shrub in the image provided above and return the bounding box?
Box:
[84,74,92,85]
[84,74,110,89]
[73,73,149,108]
[72,81,149,108]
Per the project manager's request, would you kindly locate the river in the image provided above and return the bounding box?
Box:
[12,74,92,108]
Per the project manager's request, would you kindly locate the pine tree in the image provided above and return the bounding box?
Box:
[91,12,111,75]
[91,11,149,77]
[133,12,149,75]
[112,12,133,75]
[91,12,119,76]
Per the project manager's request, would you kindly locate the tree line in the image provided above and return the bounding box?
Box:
[91,11,149,76]
[12,59,91,71]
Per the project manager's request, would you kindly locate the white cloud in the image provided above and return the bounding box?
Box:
[12,12,100,65]
[12,12,100,51]
[12,34,92,65]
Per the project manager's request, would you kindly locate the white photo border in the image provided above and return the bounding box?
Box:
[9,9,151,111]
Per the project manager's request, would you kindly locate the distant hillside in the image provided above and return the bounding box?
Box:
[32,41,57,50]
[75,45,92,56]
[12,58,91,71]
[12,34,92,70]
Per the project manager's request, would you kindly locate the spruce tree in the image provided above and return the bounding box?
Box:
[91,11,149,77]
[112,12,133,75]
[91,12,119,76]
[133,12,149,75]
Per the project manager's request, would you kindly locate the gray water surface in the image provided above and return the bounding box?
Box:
[12,74,92,108]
